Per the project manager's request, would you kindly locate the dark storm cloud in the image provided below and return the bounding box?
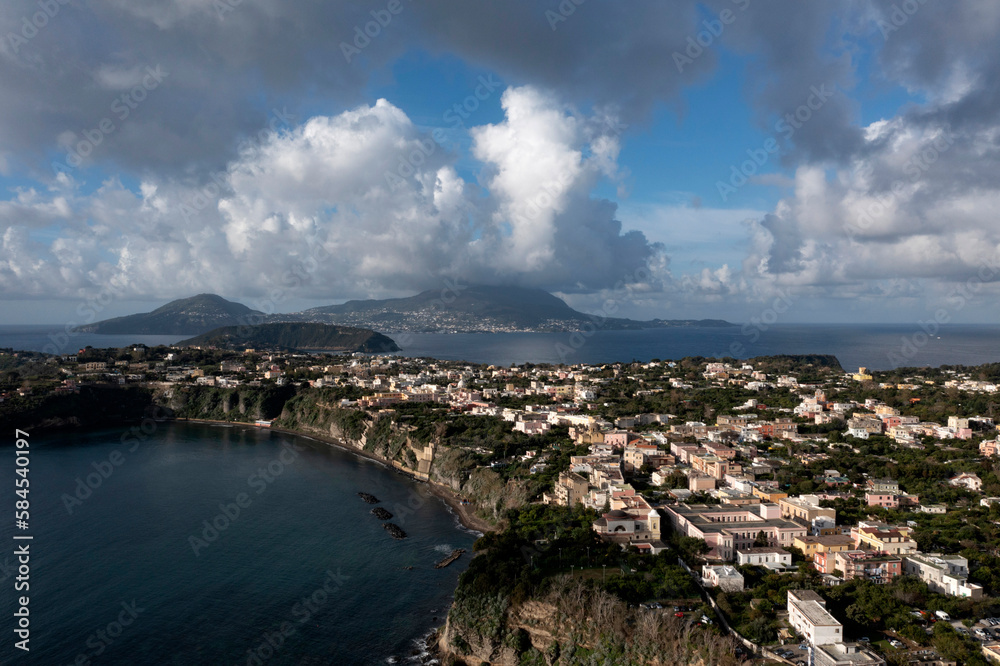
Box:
[0,0,724,178]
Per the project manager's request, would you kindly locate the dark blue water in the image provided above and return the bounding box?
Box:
[394,324,1000,371]
[0,423,477,665]
[1,323,998,370]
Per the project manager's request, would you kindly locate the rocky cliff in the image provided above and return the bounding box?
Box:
[437,577,746,665]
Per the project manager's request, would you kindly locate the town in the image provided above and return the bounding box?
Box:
[4,346,1000,665]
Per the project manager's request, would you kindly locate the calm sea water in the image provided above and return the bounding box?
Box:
[1,323,998,370]
[0,423,477,665]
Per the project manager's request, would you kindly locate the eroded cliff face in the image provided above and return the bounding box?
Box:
[438,599,565,666]
[437,580,745,666]
[275,393,435,478]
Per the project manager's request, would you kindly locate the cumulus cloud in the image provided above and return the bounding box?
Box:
[0,87,659,304]
[4,0,1000,322]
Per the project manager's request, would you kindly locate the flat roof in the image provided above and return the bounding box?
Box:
[813,643,883,664]
[795,600,840,627]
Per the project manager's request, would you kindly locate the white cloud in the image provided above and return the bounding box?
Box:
[0,87,658,306]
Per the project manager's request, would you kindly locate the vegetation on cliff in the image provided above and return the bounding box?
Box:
[441,504,747,665]
[178,322,399,352]
[0,385,155,432]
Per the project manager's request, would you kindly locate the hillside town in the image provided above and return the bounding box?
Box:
[5,346,1000,664]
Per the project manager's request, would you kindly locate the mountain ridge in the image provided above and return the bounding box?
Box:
[75,294,264,335]
[77,286,735,335]
[284,284,735,332]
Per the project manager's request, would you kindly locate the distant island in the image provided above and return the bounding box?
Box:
[285,284,735,333]
[77,285,735,335]
[177,323,399,353]
[74,294,263,335]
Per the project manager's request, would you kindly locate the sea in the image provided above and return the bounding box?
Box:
[2,323,999,371]
[0,423,478,665]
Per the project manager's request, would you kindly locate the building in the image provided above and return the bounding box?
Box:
[689,473,716,492]
[592,505,667,553]
[847,416,883,438]
[788,589,843,646]
[948,473,983,492]
[780,495,837,524]
[623,443,661,473]
[983,643,1000,665]
[866,479,899,494]
[691,452,741,479]
[737,547,792,568]
[545,471,589,507]
[851,522,917,555]
[752,487,788,503]
[794,534,856,564]
[702,564,744,591]
[865,492,899,508]
[903,553,984,598]
[663,503,807,561]
[834,551,902,583]
[813,642,885,666]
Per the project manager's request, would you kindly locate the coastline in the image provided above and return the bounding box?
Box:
[425,480,493,534]
[178,417,495,535]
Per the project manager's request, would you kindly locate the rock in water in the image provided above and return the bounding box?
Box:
[382,523,407,540]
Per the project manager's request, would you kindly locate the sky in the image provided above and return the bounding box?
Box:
[1,1,999,325]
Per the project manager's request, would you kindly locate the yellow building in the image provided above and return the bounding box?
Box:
[778,496,836,524]
[793,534,855,561]
[851,523,918,555]
[752,487,788,503]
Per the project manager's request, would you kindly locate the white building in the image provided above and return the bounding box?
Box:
[812,643,885,666]
[788,589,843,646]
[737,547,792,569]
[948,473,983,492]
[702,564,744,591]
[903,553,984,598]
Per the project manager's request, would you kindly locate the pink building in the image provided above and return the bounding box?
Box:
[866,492,899,509]
[603,431,632,449]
